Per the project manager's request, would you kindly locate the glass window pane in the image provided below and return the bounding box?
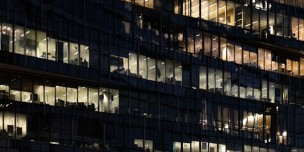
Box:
[223,71,231,96]
[14,26,25,55]
[269,82,275,103]
[10,75,21,101]
[209,0,217,22]
[227,43,234,62]
[199,66,207,90]
[99,88,119,113]
[45,80,55,106]
[67,87,77,106]
[291,17,299,40]
[80,44,89,67]
[231,73,238,97]
[249,51,257,67]
[204,33,211,56]
[33,79,44,104]
[88,88,98,111]
[292,60,299,76]
[235,45,242,64]
[21,78,32,103]
[258,48,265,69]
[0,73,9,99]
[299,19,304,41]
[175,61,182,85]
[63,41,69,63]
[201,0,209,20]
[187,30,195,54]
[25,29,36,57]
[300,58,304,77]
[220,37,227,61]
[55,85,66,106]
[37,31,47,59]
[218,1,226,24]
[212,35,219,58]
[139,55,147,79]
[243,50,250,65]
[147,58,156,81]
[208,68,215,91]
[56,40,67,63]
[69,42,79,65]
[1,23,13,52]
[265,50,272,71]
[129,53,138,76]
[157,60,165,82]
[47,38,57,61]
[261,80,268,102]
[215,69,223,94]
[165,59,174,83]
[78,86,87,106]
[271,54,278,72]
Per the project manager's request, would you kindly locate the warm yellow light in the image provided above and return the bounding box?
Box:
[282,131,287,137]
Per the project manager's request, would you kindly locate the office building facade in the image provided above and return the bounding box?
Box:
[0,0,302,151]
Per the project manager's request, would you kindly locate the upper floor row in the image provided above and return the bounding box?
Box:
[3,0,304,51]
[122,0,304,50]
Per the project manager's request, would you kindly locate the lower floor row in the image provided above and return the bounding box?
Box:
[0,103,302,152]
[0,137,303,152]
